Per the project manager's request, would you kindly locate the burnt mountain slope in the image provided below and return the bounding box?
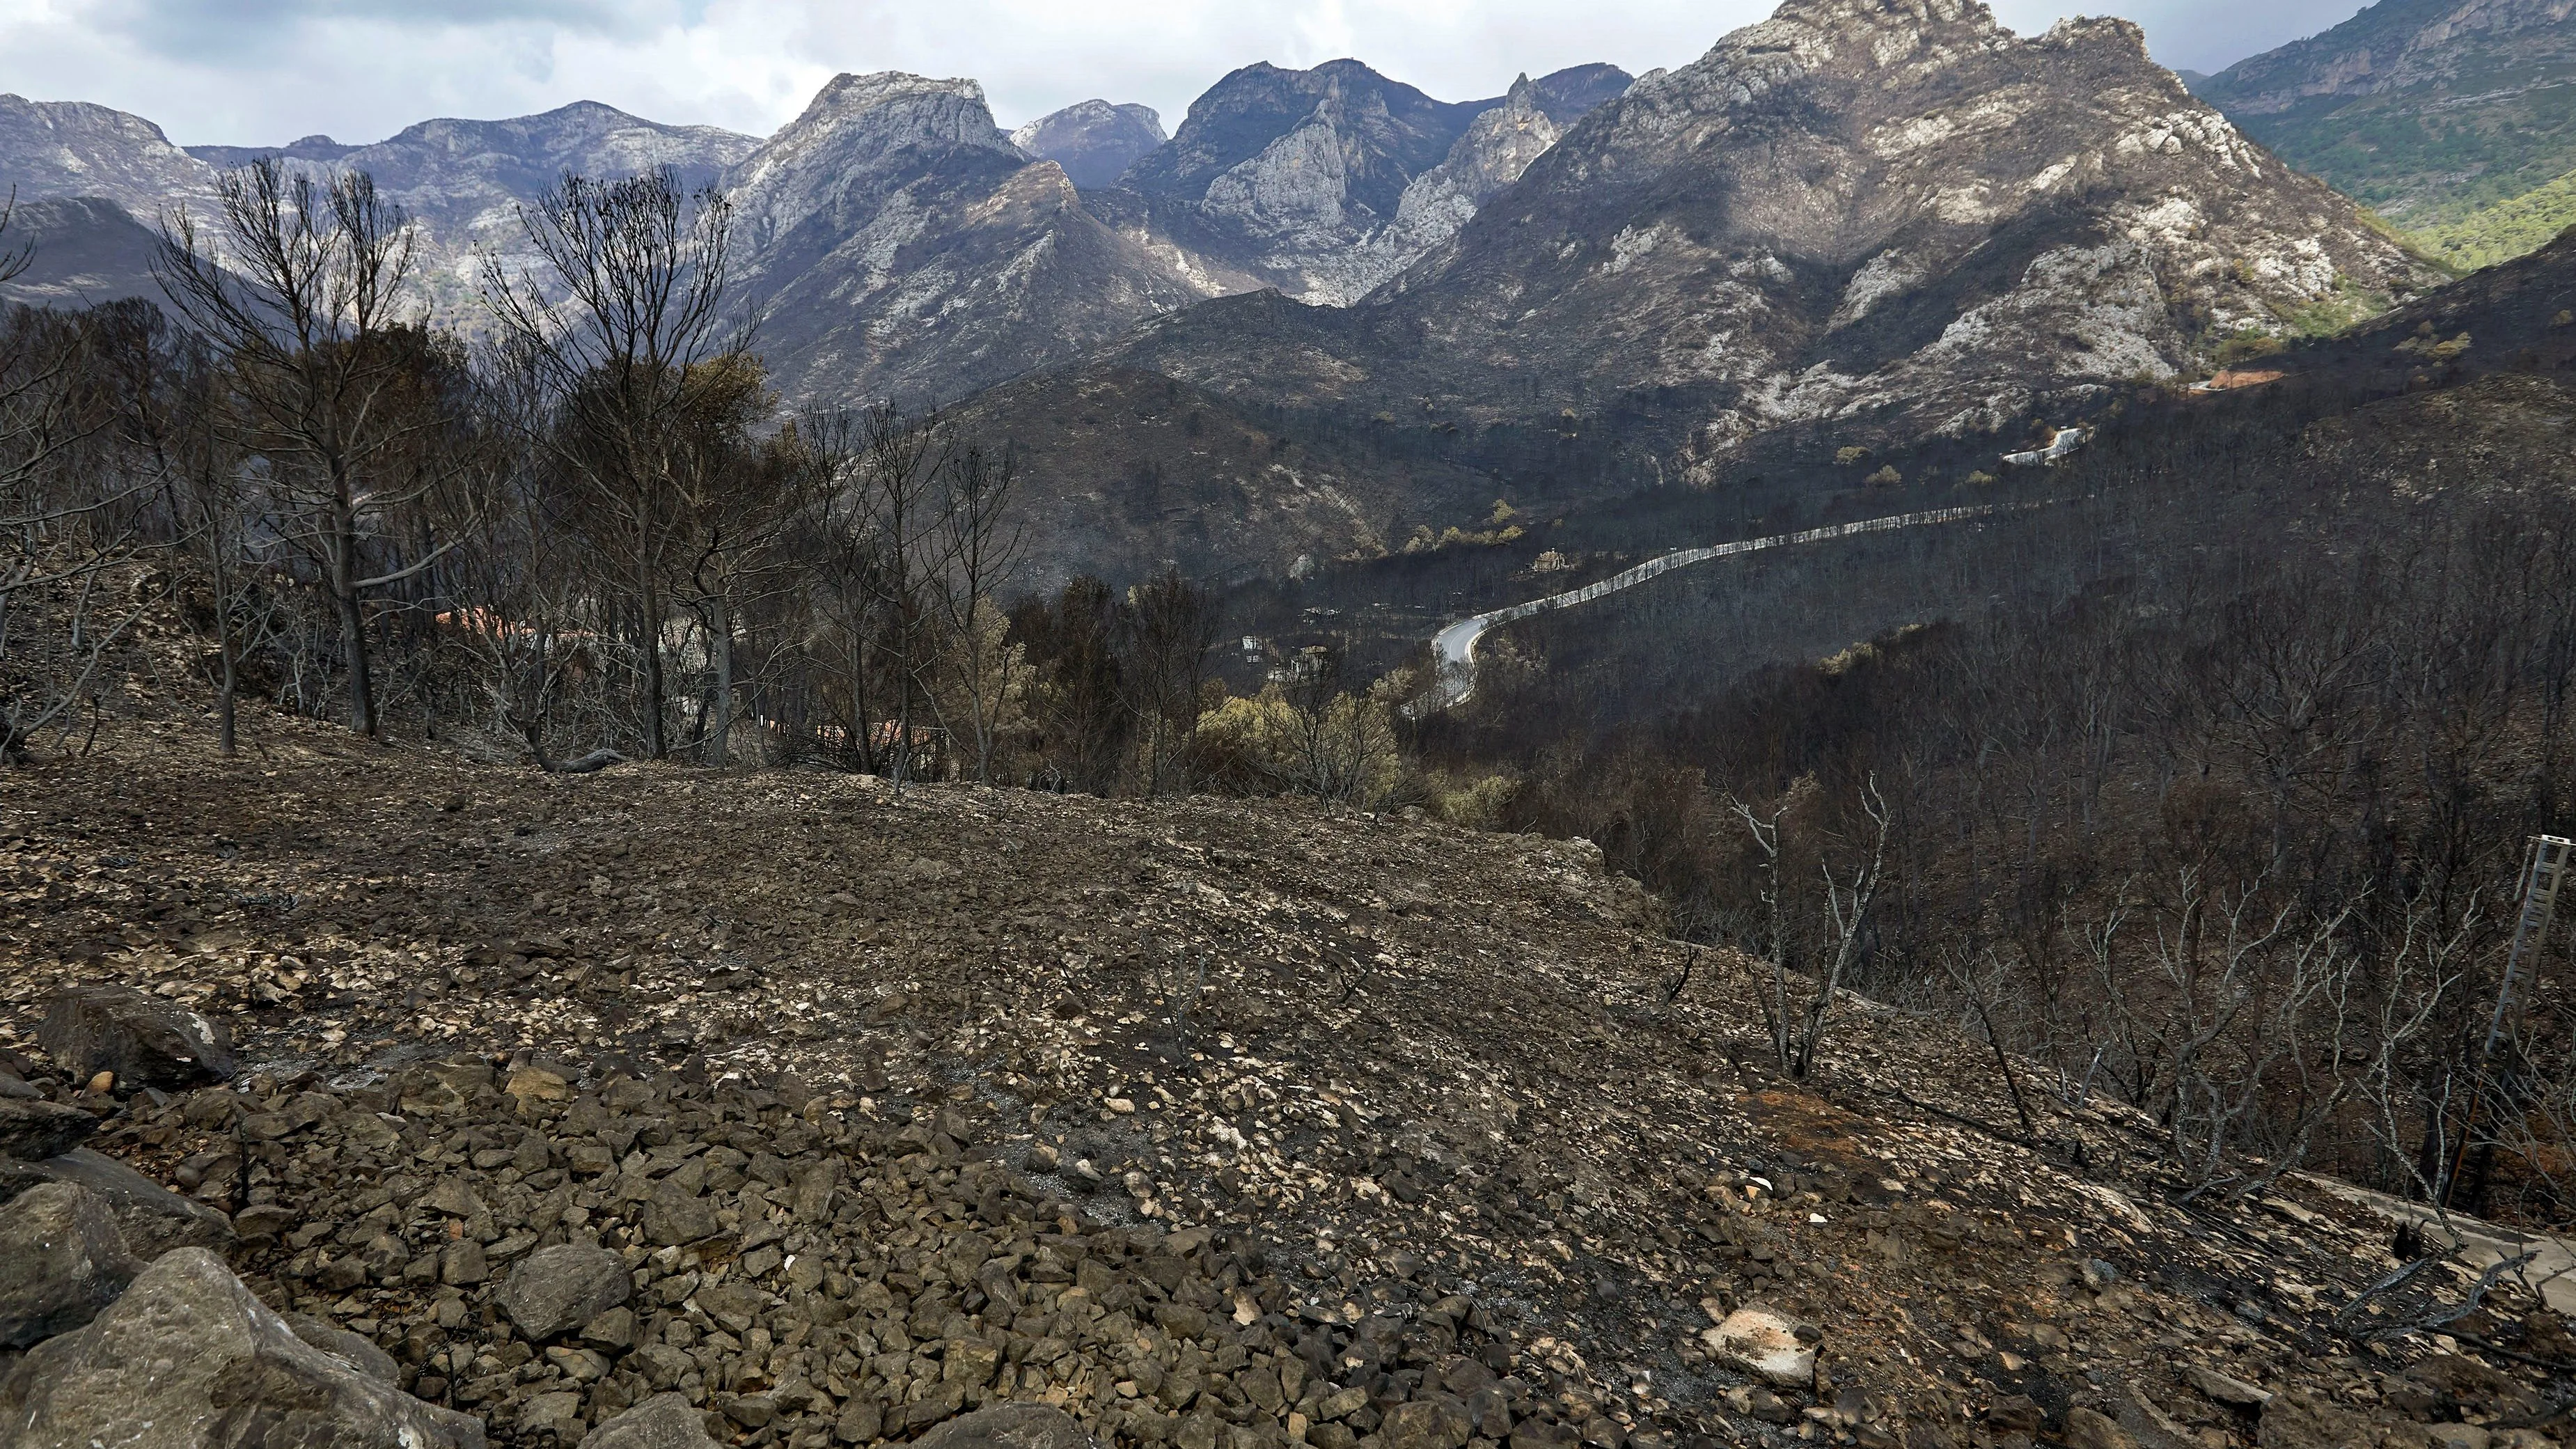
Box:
[2194,0,2576,259]
[970,0,2442,586]
[8,706,2576,1449]
[0,196,168,309]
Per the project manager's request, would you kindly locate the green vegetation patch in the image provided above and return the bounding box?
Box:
[2414,165,2576,270]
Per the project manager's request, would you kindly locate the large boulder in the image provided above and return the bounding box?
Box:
[0,1247,485,1449]
[497,1243,633,1341]
[577,1392,722,1449]
[0,1147,235,1257]
[285,1310,401,1383]
[38,987,237,1088]
[912,1404,1107,1449]
[0,1183,138,1347]
[0,1098,97,1160]
[1702,1305,1816,1389]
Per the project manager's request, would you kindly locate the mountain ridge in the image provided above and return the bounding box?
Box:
[2194,0,2576,259]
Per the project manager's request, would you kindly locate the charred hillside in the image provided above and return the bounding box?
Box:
[5,711,2576,1448]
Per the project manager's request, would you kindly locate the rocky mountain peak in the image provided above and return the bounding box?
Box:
[1116,58,1477,213]
[2201,0,2576,112]
[0,93,219,224]
[1010,100,1166,189]
[726,72,1019,251]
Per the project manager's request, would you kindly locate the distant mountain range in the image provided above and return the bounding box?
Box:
[2193,0,2576,267]
[0,0,2497,590]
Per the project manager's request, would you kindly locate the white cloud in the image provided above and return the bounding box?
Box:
[0,0,2369,148]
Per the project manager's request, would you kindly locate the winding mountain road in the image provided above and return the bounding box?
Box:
[1421,501,2038,712]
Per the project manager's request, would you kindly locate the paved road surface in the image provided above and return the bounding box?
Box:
[1419,502,2036,712]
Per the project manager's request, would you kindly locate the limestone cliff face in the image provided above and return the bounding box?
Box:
[1010,101,1166,189]
[0,95,220,228]
[334,102,757,317]
[1340,75,1568,301]
[1101,61,1631,304]
[1,95,754,322]
[1134,0,2436,462]
[2198,0,2576,112]
[723,74,1207,407]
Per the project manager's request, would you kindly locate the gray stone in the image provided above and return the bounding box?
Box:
[644,1179,721,1245]
[580,1391,723,1449]
[37,987,237,1088]
[0,1099,96,1160]
[499,1243,634,1341]
[2184,1363,2271,1408]
[0,1247,485,1448]
[911,1404,1107,1449]
[0,1148,232,1258]
[1380,1395,1475,1449]
[0,1183,137,1347]
[285,1311,400,1383]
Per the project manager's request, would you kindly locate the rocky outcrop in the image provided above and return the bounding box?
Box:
[0,1097,96,1159]
[722,73,1209,407]
[1099,61,1630,304]
[317,102,758,317]
[187,134,359,169]
[0,1146,238,1258]
[578,1393,722,1449]
[2,95,753,324]
[40,985,237,1087]
[0,1248,487,1449]
[1011,101,1166,189]
[2197,0,2576,112]
[0,1184,136,1348]
[1340,75,1569,299]
[0,94,221,226]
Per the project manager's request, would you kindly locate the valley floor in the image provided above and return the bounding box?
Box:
[3,716,2572,1447]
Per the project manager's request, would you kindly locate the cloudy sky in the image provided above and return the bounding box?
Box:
[2,0,2370,147]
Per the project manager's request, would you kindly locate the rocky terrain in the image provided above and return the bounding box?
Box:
[2194,0,2576,259]
[1090,61,1631,306]
[957,0,2449,585]
[1014,104,1170,191]
[6,706,2576,1448]
[0,94,755,323]
[291,102,760,319]
[716,74,1214,410]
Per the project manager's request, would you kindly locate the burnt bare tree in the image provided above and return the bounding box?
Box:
[156,158,457,737]
[1118,565,1221,796]
[484,168,741,759]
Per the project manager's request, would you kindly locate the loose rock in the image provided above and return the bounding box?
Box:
[0,1248,485,1448]
[36,987,237,1088]
[579,1392,723,1449]
[0,1183,136,1347]
[0,1099,96,1161]
[497,1243,632,1342]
